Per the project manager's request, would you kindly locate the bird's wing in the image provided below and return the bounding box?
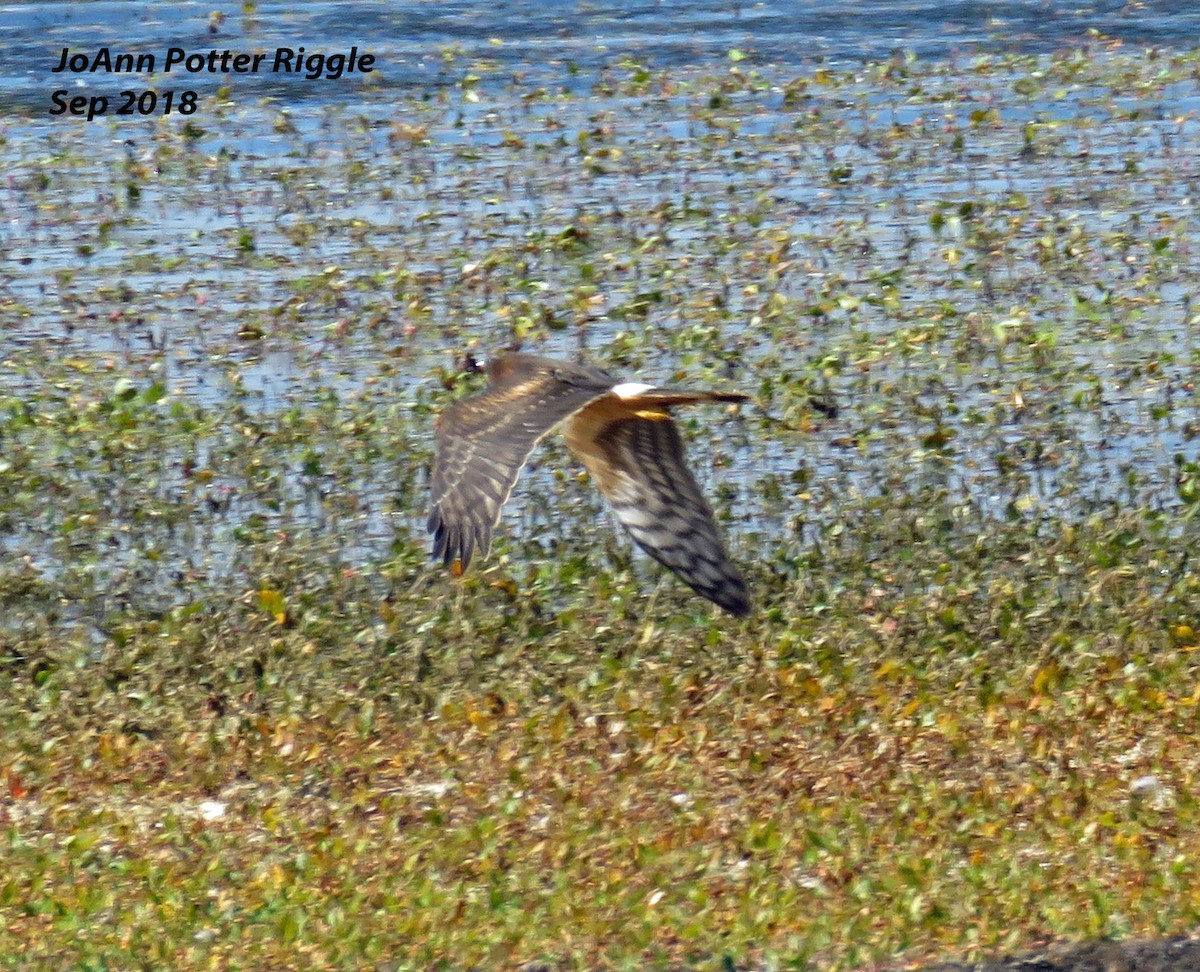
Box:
[428,356,615,569]
[564,394,750,616]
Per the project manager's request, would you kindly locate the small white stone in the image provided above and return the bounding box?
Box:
[1130,775,1175,810]
[1130,775,1160,795]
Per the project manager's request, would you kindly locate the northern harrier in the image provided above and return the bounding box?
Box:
[428,352,751,616]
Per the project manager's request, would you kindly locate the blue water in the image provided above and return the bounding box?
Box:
[3,1,1199,620]
[4,0,1200,113]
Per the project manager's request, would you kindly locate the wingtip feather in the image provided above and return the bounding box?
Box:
[718,584,752,618]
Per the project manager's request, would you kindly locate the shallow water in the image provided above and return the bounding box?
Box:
[6,0,1200,109]
[2,4,1199,620]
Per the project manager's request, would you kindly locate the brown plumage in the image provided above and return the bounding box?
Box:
[428,352,751,616]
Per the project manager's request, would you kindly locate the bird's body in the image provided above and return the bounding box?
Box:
[428,353,750,616]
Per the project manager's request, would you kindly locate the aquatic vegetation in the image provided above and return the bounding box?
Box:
[2,38,1200,972]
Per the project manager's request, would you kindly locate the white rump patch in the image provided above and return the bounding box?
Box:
[610,381,656,399]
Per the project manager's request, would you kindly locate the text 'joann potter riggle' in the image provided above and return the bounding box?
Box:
[52,46,376,81]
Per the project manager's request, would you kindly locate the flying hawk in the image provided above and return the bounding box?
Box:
[428,352,750,616]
